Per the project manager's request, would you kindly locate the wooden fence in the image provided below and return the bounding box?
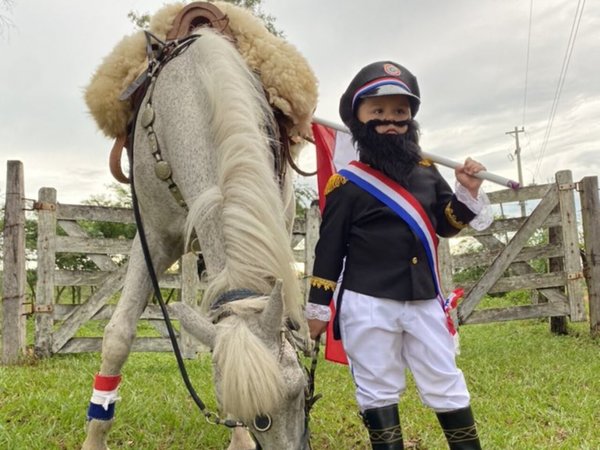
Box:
[2,160,600,363]
[440,170,593,328]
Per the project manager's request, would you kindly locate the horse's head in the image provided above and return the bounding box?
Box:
[170,281,310,449]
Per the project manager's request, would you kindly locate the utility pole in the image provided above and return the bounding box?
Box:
[506,126,526,216]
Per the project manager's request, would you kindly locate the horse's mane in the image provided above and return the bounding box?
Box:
[182,29,303,328]
[212,299,285,421]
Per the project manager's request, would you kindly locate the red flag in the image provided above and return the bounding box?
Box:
[312,123,336,212]
[310,122,357,365]
[312,122,356,211]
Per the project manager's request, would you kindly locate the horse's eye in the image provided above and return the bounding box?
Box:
[253,414,272,432]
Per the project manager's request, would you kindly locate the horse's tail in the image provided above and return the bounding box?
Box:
[182,28,304,327]
[213,314,285,421]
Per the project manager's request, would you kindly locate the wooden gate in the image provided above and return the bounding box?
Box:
[30,186,312,357]
[2,161,600,363]
[32,186,206,357]
[440,170,587,326]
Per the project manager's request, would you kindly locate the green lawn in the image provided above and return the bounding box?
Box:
[1,318,599,449]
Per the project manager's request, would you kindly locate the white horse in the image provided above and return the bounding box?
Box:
[82,27,310,450]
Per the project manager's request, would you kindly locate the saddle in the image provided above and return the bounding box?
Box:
[166,2,234,41]
[109,2,236,184]
[110,1,308,185]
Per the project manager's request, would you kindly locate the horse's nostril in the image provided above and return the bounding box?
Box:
[253,414,272,432]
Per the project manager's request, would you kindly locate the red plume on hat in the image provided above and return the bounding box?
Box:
[339,61,421,126]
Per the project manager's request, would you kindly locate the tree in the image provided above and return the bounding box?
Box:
[230,0,282,36]
[10,184,137,304]
[126,10,150,29]
[0,0,14,39]
[81,183,136,242]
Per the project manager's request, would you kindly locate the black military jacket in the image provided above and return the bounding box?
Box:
[308,161,476,306]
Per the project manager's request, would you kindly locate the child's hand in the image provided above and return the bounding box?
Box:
[455,157,485,198]
[307,319,328,340]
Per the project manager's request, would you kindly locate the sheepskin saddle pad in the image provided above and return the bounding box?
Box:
[84,1,318,143]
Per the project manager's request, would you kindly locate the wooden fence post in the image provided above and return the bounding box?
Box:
[547,205,568,334]
[34,187,57,357]
[555,170,586,322]
[181,252,201,357]
[438,238,453,296]
[2,161,27,364]
[438,237,458,325]
[304,202,320,303]
[579,176,600,335]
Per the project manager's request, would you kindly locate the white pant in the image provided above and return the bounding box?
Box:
[339,290,470,412]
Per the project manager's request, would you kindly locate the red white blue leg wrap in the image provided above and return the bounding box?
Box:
[87,373,122,421]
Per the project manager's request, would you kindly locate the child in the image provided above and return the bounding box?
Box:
[306,61,491,449]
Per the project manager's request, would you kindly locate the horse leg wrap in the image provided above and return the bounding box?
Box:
[87,373,122,421]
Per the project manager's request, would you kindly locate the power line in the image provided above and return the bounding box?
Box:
[534,0,585,177]
[533,0,586,180]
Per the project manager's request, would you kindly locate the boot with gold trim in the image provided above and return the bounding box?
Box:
[360,403,404,449]
[436,406,481,449]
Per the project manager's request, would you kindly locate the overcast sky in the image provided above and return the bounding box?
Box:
[1,0,598,206]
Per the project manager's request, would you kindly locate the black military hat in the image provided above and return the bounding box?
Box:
[339,61,421,126]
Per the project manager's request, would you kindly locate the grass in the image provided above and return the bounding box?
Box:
[1,318,600,449]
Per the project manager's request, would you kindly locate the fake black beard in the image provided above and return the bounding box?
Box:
[348,118,422,186]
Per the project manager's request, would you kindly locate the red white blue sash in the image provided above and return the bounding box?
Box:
[338,161,458,335]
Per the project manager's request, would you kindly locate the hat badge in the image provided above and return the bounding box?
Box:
[383,64,401,77]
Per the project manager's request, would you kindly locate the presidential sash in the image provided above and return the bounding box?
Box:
[339,160,460,339]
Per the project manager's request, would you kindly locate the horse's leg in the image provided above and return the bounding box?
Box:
[82,235,175,450]
[228,426,257,450]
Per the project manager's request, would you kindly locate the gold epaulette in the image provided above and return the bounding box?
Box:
[310,276,337,292]
[324,173,347,196]
[419,159,434,167]
[445,202,469,229]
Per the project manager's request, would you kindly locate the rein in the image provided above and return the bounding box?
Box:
[130,128,243,430]
[129,29,320,448]
[127,34,240,429]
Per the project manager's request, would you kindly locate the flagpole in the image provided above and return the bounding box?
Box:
[312,117,521,190]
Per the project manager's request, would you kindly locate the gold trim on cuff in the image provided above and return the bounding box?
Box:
[310,276,337,291]
[445,202,469,229]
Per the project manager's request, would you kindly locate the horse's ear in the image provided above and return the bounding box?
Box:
[260,279,284,337]
[168,302,217,349]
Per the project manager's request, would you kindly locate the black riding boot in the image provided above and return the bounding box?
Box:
[360,404,404,449]
[436,406,481,449]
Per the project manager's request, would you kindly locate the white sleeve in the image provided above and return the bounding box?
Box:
[304,303,331,321]
[454,182,493,231]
